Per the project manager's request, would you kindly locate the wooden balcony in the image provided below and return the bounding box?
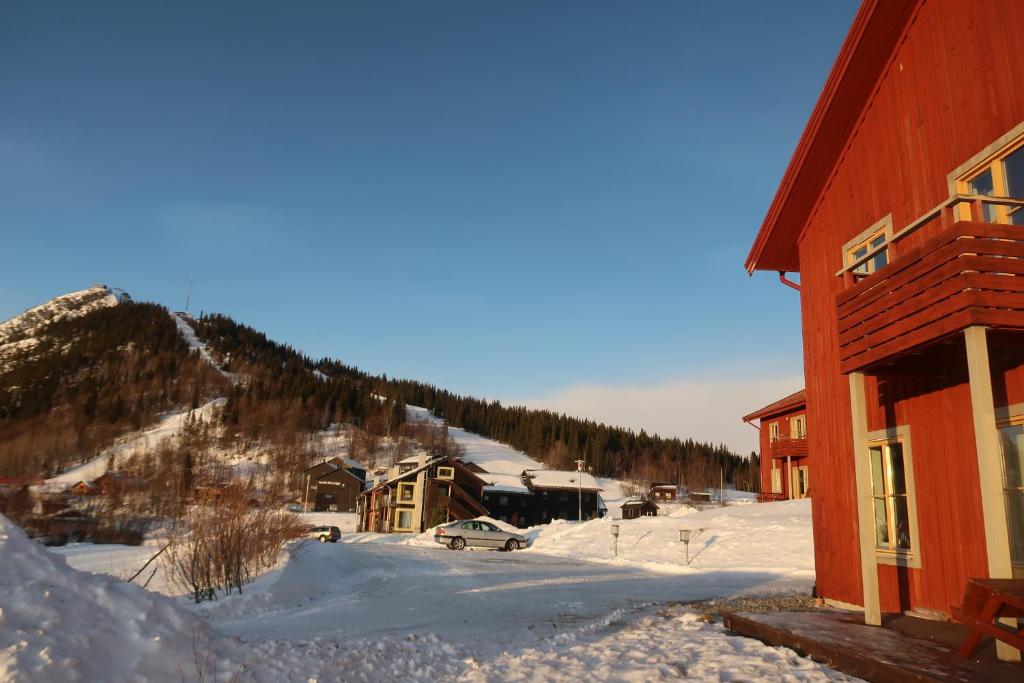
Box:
[837,197,1024,374]
[770,436,808,458]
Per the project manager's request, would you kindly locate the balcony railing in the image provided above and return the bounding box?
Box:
[837,195,1024,373]
[770,436,808,457]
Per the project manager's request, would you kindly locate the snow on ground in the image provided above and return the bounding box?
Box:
[295,511,359,532]
[26,497,852,682]
[524,499,814,577]
[42,398,227,489]
[0,515,212,682]
[50,535,178,596]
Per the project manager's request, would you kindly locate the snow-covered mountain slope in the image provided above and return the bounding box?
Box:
[406,405,543,476]
[0,285,128,371]
[42,398,227,489]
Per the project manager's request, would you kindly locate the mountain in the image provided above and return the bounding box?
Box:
[0,288,755,489]
[0,285,129,372]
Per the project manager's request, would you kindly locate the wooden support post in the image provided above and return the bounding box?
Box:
[849,372,882,626]
[786,455,792,500]
[964,325,1021,662]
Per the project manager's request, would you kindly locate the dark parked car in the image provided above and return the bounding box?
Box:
[434,519,527,551]
[306,525,341,543]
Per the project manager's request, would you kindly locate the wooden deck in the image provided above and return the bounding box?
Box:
[723,609,1022,683]
[836,220,1024,374]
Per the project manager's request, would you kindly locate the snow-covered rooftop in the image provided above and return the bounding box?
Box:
[482,472,530,494]
[524,469,601,491]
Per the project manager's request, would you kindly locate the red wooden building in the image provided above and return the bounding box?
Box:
[743,390,809,501]
[745,0,1024,660]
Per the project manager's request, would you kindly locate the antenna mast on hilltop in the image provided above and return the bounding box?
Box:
[184,278,192,314]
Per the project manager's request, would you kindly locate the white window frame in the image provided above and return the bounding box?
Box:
[865,427,921,567]
[769,422,780,443]
[436,466,455,480]
[791,415,806,439]
[771,466,782,494]
[394,508,415,531]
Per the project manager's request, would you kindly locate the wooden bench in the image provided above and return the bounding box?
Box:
[952,578,1024,659]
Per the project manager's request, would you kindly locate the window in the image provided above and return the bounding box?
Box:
[791,465,809,499]
[791,415,806,439]
[499,495,508,506]
[771,467,782,494]
[769,422,780,443]
[395,509,414,530]
[846,227,889,276]
[998,423,1024,566]
[436,466,455,480]
[869,441,912,553]
[437,483,451,497]
[398,482,415,503]
[959,136,1024,225]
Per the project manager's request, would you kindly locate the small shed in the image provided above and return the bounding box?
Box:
[621,498,658,520]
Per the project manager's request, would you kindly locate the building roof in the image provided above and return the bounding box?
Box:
[745,0,921,274]
[482,473,530,494]
[742,389,807,423]
[523,469,601,492]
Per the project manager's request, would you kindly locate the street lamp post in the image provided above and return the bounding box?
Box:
[611,523,619,557]
[679,529,692,565]
[575,458,586,523]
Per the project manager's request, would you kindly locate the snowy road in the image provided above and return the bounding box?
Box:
[204,540,810,655]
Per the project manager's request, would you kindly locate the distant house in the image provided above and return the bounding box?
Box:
[301,457,367,512]
[70,481,98,497]
[742,389,809,502]
[475,467,606,527]
[357,455,489,533]
[480,472,534,528]
[621,498,658,520]
[521,469,603,523]
[649,483,677,502]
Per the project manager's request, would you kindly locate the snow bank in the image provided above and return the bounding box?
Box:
[523,499,815,576]
[0,514,213,682]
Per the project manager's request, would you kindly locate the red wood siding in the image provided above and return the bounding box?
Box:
[796,0,1024,612]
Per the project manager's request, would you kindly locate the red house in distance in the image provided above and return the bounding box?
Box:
[743,390,808,502]
[745,0,1024,661]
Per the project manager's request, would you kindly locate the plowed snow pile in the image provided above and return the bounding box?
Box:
[0,514,212,682]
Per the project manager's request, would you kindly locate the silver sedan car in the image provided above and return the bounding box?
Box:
[434,519,527,551]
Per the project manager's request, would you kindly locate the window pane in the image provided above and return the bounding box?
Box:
[1006,490,1024,564]
[893,496,911,550]
[1004,147,1024,225]
[888,443,907,495]
[873,497,890,548]
[1000,425,1024,488]
[871,248,888,272]
[870,447,885,495]
[970,169,999,222]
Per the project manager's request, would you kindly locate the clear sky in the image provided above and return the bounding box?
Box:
[0,1,858,452]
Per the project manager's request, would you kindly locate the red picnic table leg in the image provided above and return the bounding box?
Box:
[957,594,1004,658]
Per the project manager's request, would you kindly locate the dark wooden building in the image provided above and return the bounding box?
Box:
[649,483,678,502]
[521,470,603,523]
[301,457,366,512]
[743,390,809,501]
[621,498,659,520]
[745,0,1024,661]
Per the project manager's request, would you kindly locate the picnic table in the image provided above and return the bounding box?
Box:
[953,578,1024,659]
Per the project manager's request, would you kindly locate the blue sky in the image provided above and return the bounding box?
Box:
[0,1,857,451]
